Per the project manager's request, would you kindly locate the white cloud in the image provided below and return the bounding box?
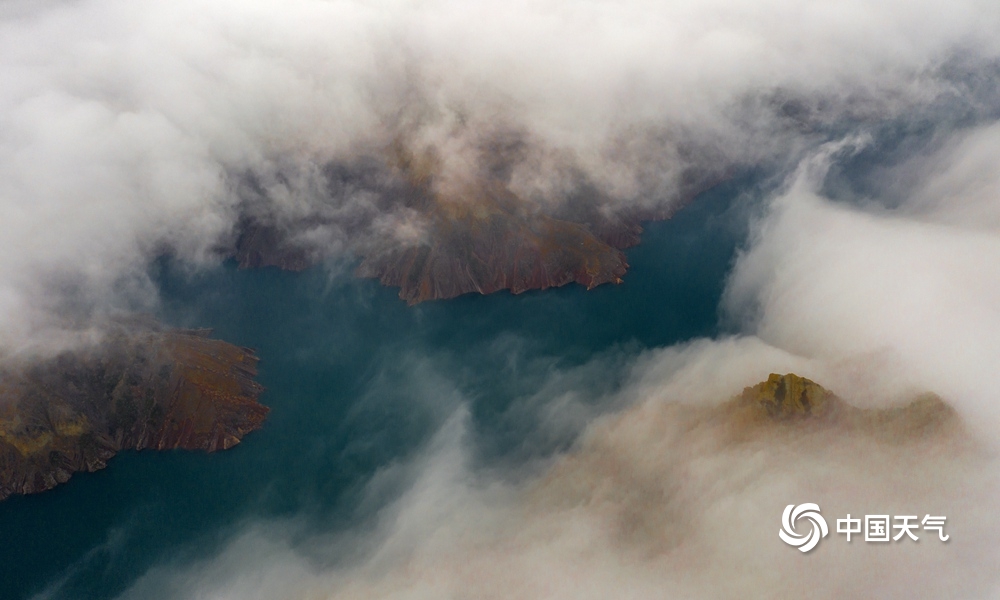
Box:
[726,136,1000,435]
[3,0,1000,352]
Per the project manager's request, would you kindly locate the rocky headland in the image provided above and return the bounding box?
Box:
[231,146,696,304]
[0,324,267,500]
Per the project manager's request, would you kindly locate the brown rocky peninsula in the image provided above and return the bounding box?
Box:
[354,182,638,305]
[0,325,267,500]
[235,187,639,305]
[232,145,698,304]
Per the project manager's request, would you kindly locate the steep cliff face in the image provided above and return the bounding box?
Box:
[0,327,267,500]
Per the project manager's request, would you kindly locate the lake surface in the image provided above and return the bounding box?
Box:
[0,175,760,600]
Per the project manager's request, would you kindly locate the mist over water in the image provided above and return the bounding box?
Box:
[5,119,1000,600]
[0,177,753,600]
[5,0,1000,598]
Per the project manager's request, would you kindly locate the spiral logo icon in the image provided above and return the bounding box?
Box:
[779,503,828,553]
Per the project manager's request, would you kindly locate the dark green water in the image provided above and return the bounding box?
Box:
[0,176,759,600]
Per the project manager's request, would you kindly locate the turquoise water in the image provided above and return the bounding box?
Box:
[0,176,759,600]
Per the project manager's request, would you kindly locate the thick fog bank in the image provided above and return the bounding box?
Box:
[3,0,1000,354]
